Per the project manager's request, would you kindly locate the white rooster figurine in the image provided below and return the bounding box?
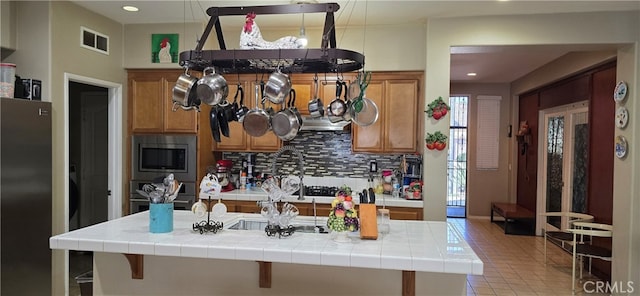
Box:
[240,12,306,49]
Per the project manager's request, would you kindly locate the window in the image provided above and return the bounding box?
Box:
[81,26,109,55]
[476,95,501,170]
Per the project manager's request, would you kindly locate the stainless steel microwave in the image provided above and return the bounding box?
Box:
[131,134,197,182]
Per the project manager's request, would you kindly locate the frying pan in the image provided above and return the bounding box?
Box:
[217,105,230,137]
[242,83,271,137]
[350,96,379,127]
[209,107,221,142]
[272,89,300,141]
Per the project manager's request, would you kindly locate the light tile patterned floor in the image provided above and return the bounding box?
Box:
[449,218,607,296]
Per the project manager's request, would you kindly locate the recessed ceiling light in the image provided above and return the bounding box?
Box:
[122,6,139,12]
[467,72,477,77]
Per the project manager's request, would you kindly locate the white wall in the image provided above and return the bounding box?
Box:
[125,23,426,71]
[49,1,126,295]
[425,10,639,286]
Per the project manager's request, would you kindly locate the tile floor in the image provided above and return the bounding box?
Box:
[66,218,606,296]
[451,218,606,296]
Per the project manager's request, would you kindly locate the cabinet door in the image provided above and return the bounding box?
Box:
[351,81,384,152]
[236,201,261,214]
[291,76,313,116]
[388,207,423,220]
[384,79,418,152]
[163,77,198,133]
[130,74,164,133]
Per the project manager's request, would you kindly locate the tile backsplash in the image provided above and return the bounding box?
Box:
[222,131,408,178]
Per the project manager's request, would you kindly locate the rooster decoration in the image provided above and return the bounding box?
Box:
[240,12,306,49]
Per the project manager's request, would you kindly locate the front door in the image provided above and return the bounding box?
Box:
[538,102,589,231]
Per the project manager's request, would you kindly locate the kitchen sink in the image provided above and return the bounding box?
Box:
[228,219,327,234]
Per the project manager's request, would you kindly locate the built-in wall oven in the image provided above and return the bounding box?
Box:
[130,134,197,214]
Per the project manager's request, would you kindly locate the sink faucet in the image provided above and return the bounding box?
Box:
[271,145,305,201]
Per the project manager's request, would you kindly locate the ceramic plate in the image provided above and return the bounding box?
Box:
[211,201,227,218]
[614,81,628,102]
[615,135,628,159]
[615,106,629,129]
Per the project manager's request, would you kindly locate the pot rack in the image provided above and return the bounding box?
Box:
[178,3,365,74]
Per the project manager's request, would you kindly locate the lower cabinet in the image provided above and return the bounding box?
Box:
[222,199,423,221]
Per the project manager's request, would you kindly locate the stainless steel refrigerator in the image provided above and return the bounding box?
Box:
[0,97,52,295]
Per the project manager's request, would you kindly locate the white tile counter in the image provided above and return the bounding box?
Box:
[51,211,481,295]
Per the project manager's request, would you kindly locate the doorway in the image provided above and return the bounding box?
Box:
[537,101,589,232]
[64,74,123,296]
[447,95,469,218]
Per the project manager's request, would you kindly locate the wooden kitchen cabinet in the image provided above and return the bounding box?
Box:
[352,72,423,153]
[213,77,282,152]
[128,69,198,134]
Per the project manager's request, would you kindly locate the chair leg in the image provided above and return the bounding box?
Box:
[572,240,577,295]
[544,234,548,264]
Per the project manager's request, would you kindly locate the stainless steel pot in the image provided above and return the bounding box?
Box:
[172,69,200,110]
[197,67,229,106]
[264,69,291,104]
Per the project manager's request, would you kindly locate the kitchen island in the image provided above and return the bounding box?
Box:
[50,211,482,296]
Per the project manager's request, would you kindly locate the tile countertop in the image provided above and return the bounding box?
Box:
[50,211,482,275]
[210,188,424,208]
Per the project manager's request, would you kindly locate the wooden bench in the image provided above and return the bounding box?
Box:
[490,202,535,235]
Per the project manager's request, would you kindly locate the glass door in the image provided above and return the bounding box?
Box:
[540,102,588,231]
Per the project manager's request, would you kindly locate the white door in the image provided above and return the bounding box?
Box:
[537,101,589,232]
[80,92,109,227]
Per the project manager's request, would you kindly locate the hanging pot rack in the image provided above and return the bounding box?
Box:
[178,2,365,74]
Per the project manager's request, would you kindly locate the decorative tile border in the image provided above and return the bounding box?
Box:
[222,131,406,178]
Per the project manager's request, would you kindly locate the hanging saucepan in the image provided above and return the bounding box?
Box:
[172,68,200,110]
[242,83,271,137]
[209,106,221,143]
[235,84,249,122]
[307,75,324,118]
[197,67,229,106]
[264,68,291,104]
[272,89,300,141]
[329,80,348,117]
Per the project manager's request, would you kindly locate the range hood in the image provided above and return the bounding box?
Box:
[300,117,351,131]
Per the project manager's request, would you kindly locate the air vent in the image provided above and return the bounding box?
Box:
[80,26,109,55]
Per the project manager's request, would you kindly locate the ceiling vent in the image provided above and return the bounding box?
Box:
[81,26,109,55]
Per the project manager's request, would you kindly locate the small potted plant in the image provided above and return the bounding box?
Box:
[424,96,450,120]
[425,131,448,151]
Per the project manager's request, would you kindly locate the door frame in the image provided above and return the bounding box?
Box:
[535,101,588,235]
[64,73,123,229]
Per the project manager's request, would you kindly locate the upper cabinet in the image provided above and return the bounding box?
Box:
[1,1,16,52]
[352,72,423,153]
[212,75,282,152]
[128,70,198,134]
